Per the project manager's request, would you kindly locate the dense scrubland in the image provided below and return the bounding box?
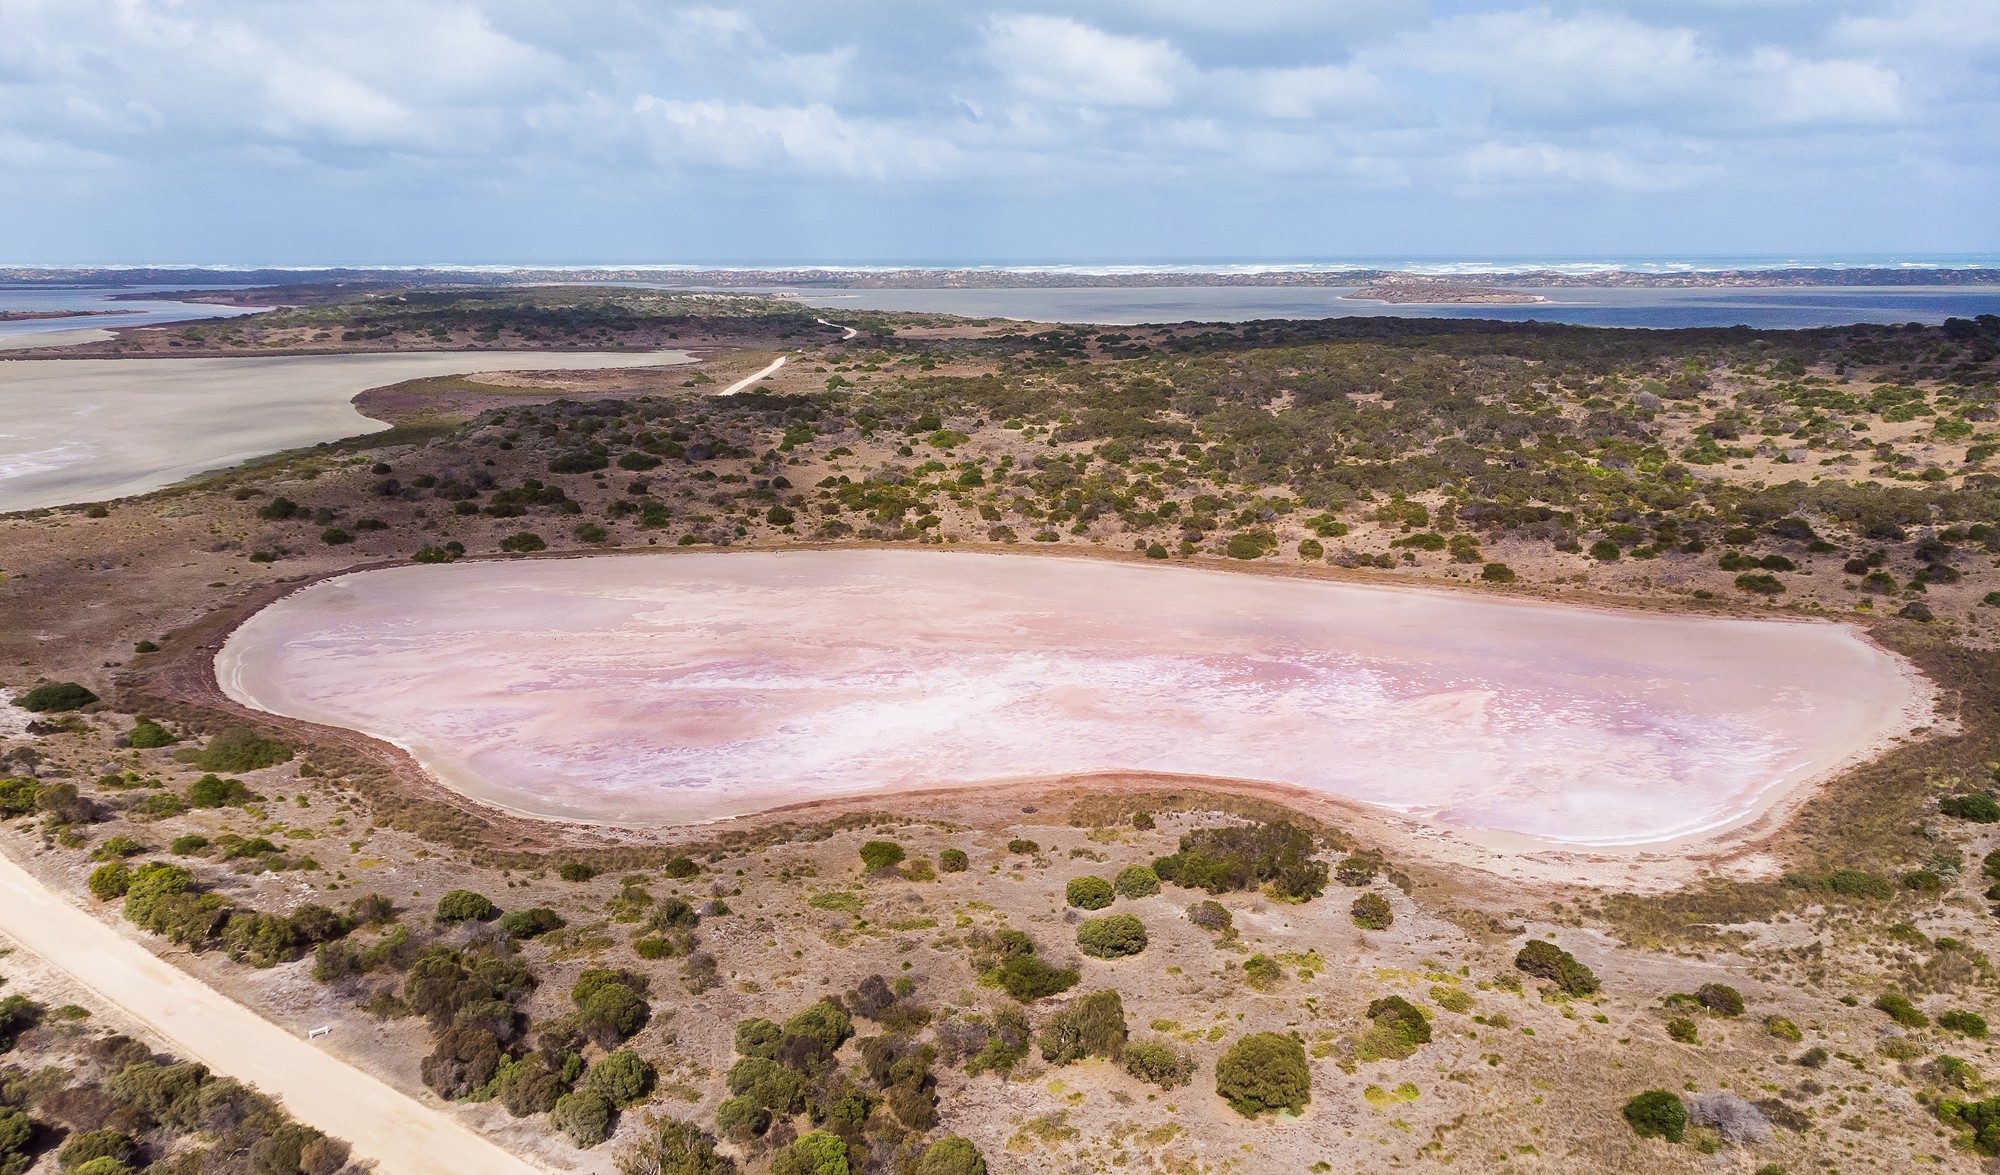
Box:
[11,290,2000,1170]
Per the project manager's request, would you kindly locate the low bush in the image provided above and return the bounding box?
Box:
[195,727,292,772]
[1942,793,2000,823]
[1076,914,1147,959]
[1667,1018,1699,1043]
[1366,995,1430,1048]
[1038,989,1127,1065]
[88,863,131,900]
[1350,892,1392,930]
[1481,561,1517,582]
[1876,992,1930,1029]
[1215,1032,1310,1117]
[127,720,177,748]
[434,890,496,925]
[559,862,596,882]
[1697,983,1745,1017]
[914,1134,986,1175]
[662,856,700,879]
[1152,821,1327,902]
[1066,875,1114,910]
[499,908,565,939]
[1113,865,1160,899]
[939,849,969,872]
[585,1049,656,1107]
[859,840,905,870]
[187,773,253,807]
[1185,900,1233,934]
[1242,953,1283,991]
[1940,1011,1990,1038]
[1006,838,1039,854]
[12,682,97,712]
[551,1090,612,1148]
[1514,940,1599,995]
[1622,1089,1687,1142]
[1123,1039,1196,1088]
[1765,1016,1802,1042]
[500,531,547,553]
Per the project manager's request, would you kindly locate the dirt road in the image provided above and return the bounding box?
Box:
[0,849,547,1175]
[721,354,787,394]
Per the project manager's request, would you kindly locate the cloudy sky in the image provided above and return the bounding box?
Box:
[1,0,1994,264]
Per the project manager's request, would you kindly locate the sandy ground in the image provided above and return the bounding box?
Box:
[0,350,695,512]
[0,327,117,350]
[0,842,546,1175]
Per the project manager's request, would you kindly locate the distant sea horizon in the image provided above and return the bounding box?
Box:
[4,253,2000,278]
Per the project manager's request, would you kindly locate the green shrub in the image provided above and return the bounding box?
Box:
[714,1094,770,1141]
[1076,914,1147,959]
[1938,1094,2000,1155]
[88,863,132,900]
[500,531,546,553]
[187,774,252,808]
[994,953,1079,1003]
[552,1090,612,1148]
[1906,870,1945,895]
[767,505,794,526]
[1876,992,1930,1028]
[1214,1032,1310,1117]
[133,640,158,654]
[1941,1011,1990,1039]
[1514,940,1599,995]
[1242,953,1283,991]
[586,1049,656,1107]
[434,890,495,924]
[0,778,38,816]
[1038,989,1128,1065]
[1066,876,1114,910]
[1480,562,1517,582]
[939,849,969,872]
[91,836,144,861]
[662,857,699,879]
[1697,983,1745,1017]
[914,1134,986,1175]
[1123,1040,1196,1089]
[321,527,354,545]
[1152,821,1327,901]
[1622,1090,1687,1142]
[170,834,208,854]
[128,721,177,748]
[772,1130,849,1175]
[1943,794,2000,822]
[58,1129,135,1170]
[1667,1018,1699,1043]
[1765,1016,1802,1042]
[195,728,291,772]
[1367,995,1431,1051]
[559,862,596,882]
[1113,865,1159,899]
[12,682,97,712]
[1006,839,1039,854]
[1185,900,1233,934]
[499,908,565,939]
[735,1017,784,1059]
[783,999,854,1051]
[1734,572,1785,595]
[1296,538,1324,560]
[858,840,905,870]
[1589,539,1621,561]
[1350,892,1392,930]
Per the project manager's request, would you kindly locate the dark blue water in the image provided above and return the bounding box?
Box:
[789,285,2000,330]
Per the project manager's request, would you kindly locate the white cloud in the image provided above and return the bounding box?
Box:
[630,97,964,180]
[1461,140,1715,191]
[984,14,1187,107]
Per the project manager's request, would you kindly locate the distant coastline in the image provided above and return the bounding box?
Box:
[5,263,2000,293]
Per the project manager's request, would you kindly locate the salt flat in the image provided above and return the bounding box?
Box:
[217,551,1923,847]
[0,350,691,512]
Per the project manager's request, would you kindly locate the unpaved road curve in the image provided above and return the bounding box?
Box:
[721,354,786,394]
[0,849,546,1175]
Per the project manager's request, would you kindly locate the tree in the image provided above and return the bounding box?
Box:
[1215,1033,1310,1117]
[614,1114,729,1175]
[1076,914,1147,959]
[1113,865,1160,899]
[434,890,495,924]
[1514,940,1598,995]
[11,682,97,712]
[1622,1089,1687,1142]
[1066,876,1114,910]
[587,1049,657,1107]
[914,1135,986,1175]
[858,840,905,870]
[1350,892,1392,930]
[553,1090,613,1148]
[772,1130,849,1175]
[1038,989,1127,1065]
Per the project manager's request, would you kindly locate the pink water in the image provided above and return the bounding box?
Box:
[216,551,1922,843]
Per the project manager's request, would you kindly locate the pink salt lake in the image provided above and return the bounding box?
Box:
[216,551,1923,847]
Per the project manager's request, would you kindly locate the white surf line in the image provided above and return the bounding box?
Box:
[0,849,544,1175]
[722,355,787,394]
[816,317,861,340]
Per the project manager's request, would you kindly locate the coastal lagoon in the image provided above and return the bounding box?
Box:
[217,551,1922,845]
[0,350,692,512]
[792,285,2000,328]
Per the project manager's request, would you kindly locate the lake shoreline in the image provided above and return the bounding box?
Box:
[207,548,1932,889]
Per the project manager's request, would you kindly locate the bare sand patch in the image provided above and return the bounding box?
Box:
[0,349,694,512]
[217,550,1924,851]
